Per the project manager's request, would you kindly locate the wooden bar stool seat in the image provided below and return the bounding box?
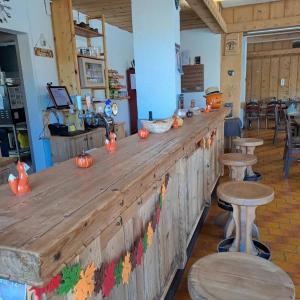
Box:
[188,252,295,300]
[233,138,263,181]
[217,181,274,260]
[217,153,258,239]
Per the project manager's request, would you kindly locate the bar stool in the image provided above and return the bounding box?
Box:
[233,138,263,181]
[217,181,274,260]
[188,252,295,300]
[218,153,259,239]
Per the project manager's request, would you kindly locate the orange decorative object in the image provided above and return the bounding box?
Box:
[205,92,223,109]
[173,117,179,129]
[205,104,211,113]
[105,132,117,153]
[161,183,166,200]
[138,128,149,139]
[147,222,154,247]
[75,151,93,169]
[74,263,96,300]
[8,161,31,196]
[122,252,132,284]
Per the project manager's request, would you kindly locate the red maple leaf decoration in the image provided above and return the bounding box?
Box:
[102,261,116,297]
[30,286,47,300]
[47,274,62,293]
[156,206,161,225]
[136,239,144,266]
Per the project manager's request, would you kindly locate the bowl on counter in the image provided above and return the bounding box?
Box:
[141,119,173,134]
[176,109,188,118]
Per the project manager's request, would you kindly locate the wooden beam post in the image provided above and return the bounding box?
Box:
[185,0,227,33]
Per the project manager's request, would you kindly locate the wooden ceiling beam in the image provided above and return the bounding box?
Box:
[185,0,227,33]
[248,31,300,44]
[248,47,300,58]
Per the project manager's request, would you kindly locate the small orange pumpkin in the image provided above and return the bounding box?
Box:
[74,151,93,168]
[138,128,149,139]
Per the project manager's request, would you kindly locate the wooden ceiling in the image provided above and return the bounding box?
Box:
[218,0,279,8]
[72,0,207,32]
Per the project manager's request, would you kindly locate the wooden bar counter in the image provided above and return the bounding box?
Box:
[0,110,226,299]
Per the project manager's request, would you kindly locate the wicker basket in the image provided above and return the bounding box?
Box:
[141,119,173,134]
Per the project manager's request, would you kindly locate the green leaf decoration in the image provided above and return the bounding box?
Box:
[57,263,81,295]
[115,257,123,286]
[159,193,163,209]
[143,233,148,253]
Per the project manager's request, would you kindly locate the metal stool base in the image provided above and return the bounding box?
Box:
[217,238,271,261]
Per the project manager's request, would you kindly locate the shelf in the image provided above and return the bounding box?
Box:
[111,96,130,100]
[77,55,105,61]
[74,25,103,38]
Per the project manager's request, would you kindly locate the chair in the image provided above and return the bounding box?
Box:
[245,102,260,133]
[273,105,286,144]
[265,101,277,129]
[283,112,300,178]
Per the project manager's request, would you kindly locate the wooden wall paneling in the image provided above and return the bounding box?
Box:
[253,3,270,21]
[251,59,262,100]
[222,7,234,24]
[296,55,300,97]
[270,1,285,18]
[261,57,271,100]
[289,55,298,98]
[246,59,252,99]
[278,56,291,99]
[284,0,300,17]
[261,43,273,51]
[233,6,253,24]
[269,57,280,98]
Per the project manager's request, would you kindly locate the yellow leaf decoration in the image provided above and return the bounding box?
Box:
[147,222,154,247]
[161,183,166,200]
[74,263,96,300]
[122,252,132,284]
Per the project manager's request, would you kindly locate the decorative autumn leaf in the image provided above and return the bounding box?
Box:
[94,265,104,295]
[147,222,154,247]
[30,286,46,300]
[151,211,157,232]
[143,232,148,253]
[57,263,81,295]
[102,261,116,297]
[159,193,163,209]
[74,263,96,300]
[115,257,123,286]
[136,239,144,266]
[47,274,62,293]
[156,206,161,225]
[122,252,132,284]
[165,173,170,188]
[131,243,138,270]
[161,183,166,200]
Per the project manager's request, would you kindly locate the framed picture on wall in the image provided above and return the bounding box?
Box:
[175,43,182,73]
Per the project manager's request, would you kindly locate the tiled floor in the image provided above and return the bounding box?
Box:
[175,129,300,299]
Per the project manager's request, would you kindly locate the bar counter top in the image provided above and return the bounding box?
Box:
[0,109,226,287]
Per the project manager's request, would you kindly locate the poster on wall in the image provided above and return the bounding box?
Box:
[0,0,11,23]
[175,43,182,73]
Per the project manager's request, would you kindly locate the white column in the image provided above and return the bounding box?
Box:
[131,0,181,120]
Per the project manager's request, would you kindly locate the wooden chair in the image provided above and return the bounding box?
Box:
[273,105,286,144]
[283,112,300,178]
[245,101,260,134]
[188,252,295,300]
[265,101,277,129]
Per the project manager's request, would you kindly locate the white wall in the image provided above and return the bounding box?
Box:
[74,11,134,135]
[0,0,58,171]
[180,28,221,108]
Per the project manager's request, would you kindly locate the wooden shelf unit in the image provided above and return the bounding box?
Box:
[74,24,103,38]
[77,54,105,61]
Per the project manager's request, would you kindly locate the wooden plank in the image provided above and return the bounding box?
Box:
[278,56,291,99]
[261,57,271,100]
[284,0,300,17]
[248,48,300,58]
[247,32,300,44]
[270,1,285,18]
[289,55,298,98]
[251,59,262,100]
[51,0,80,95]
[269,56,280,98]
[253,3,270,21]
[246,59,253,100]
[296,55,300,97]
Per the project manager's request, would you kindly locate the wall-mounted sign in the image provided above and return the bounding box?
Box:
[225,33,240,56]
[34,47,54,58]
[0,0,11,23]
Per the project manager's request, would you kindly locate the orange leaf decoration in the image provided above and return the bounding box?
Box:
[147,222,154,247]
[74,263,96,300]
[122,252,132,284]
[161,183,166,200]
